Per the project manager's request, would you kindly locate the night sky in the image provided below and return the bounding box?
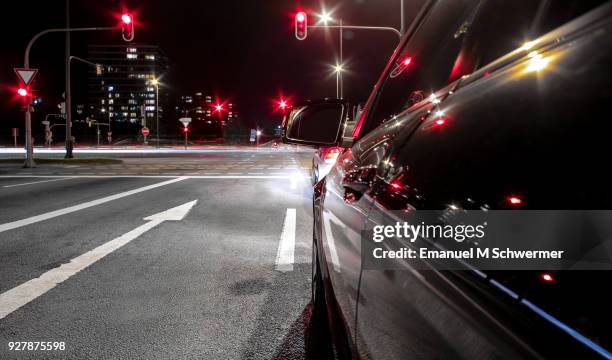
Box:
[0,0,417,141]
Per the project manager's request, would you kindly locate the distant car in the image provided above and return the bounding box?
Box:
[311,146,341,184]
[283,0,612,359]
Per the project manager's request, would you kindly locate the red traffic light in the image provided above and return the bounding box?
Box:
[17,88,28,97]
[278,99,289,109]
[121,13,135,42]
[121,14,132,24]
[183,127,189,133]
[295,12,307,40]
[214,104,224,112]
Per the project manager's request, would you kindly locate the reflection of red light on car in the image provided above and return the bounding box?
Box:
[323,147,341,164]
[434,118,446,127]
[508,196,523,205]
[540,273,555,283]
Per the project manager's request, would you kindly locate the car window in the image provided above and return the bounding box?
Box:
[364,0,608,138]
[388,39,612,210]
[448,0,608,80]
[532,0,609,36]
[364,0,481,135]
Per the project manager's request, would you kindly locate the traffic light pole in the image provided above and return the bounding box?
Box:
[23,26,114,167]
[309,25,402,39]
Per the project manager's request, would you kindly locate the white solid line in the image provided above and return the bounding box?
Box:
[2,177,74,188]
[0,175,310,180]
[0,200,197,320]
[275,208,297,272]
[0,177,187,234]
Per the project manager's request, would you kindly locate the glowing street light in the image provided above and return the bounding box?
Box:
[318,10,333,25]
[332,63,345,98]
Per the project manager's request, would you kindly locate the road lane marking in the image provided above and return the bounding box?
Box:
[275,208,297,272]
[0,177,187,234]
[0,200,197,320]
[322,210,342,272]
[2,177,74,188]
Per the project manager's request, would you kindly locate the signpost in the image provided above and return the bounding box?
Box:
[14,68,38,86]
[141,127,150,145]
[14,68,38,167]
[179,118,191,150]
[11,128,18,148]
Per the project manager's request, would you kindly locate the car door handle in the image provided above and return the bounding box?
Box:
[342,165,377,194]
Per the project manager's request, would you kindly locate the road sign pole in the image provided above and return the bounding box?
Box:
[12,128,18,148]
[65,0,73,159]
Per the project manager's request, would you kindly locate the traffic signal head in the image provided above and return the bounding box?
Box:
[17,87,28,97]
[121,13,135,42]
[214,104,223,112]
[295,12,307,40]
[183,126,189,133]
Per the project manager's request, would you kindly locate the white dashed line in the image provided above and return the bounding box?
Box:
[275,208,297,272]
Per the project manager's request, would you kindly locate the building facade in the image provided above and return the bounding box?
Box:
[175,92,238,140]
[86,44,169,139]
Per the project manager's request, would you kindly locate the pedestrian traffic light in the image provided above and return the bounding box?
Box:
[121,13,134,42]
[295,12,307,40]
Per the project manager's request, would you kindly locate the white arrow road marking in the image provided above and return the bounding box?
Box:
[0,177,187,234]
[275,208,297,272]
[0,200,197,320]
[2,177,74,188]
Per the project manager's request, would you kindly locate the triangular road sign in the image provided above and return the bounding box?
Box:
[14,68,38,86]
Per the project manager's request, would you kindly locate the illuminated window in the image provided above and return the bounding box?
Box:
[126,54,138,59]
[145,54,155,60]
[127,47,137,53]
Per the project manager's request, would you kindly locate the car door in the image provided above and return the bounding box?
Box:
[317,121,395,350]
[356,1,612,359]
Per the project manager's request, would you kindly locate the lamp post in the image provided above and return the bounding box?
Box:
[149,78,160,147]
[332,63,344,98]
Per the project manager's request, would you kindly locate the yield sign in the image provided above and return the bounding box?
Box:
[14,68,38,86]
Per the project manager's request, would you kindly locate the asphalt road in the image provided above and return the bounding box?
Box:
[0,149,319,359]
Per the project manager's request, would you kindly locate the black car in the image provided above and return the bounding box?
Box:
[282,0,612,359]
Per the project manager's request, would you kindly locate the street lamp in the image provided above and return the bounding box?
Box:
[149,78,160,147]
[332,63,344,98]
[317,10,333,25]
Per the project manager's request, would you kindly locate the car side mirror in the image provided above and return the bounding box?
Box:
[281,99,349,147]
